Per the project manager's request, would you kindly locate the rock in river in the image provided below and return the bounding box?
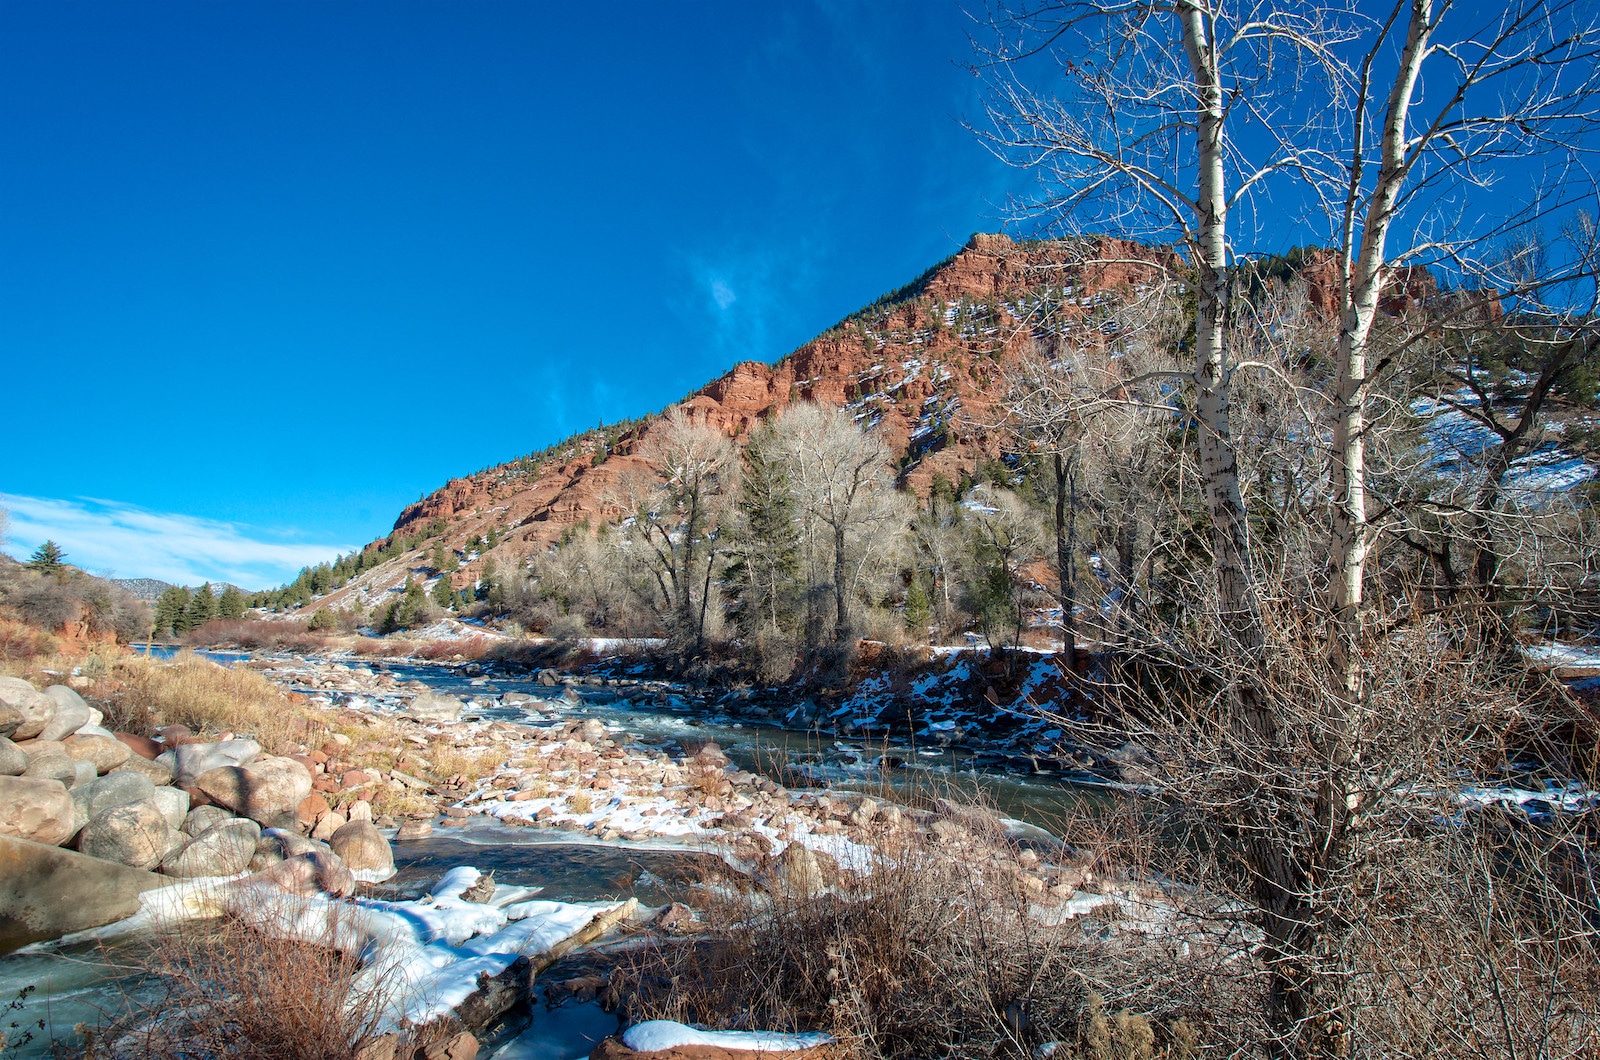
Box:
[161,817,260,878]
[193,755,312,825]
[328,819,394,880]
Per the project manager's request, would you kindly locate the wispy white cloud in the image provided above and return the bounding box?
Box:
[0,493,353,590]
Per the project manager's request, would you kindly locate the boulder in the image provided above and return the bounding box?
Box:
[310,811,347,841]
[0,677,53,741]
[0,833,169,950]
[160,817,259,878]
[407,692,463,724]
[22,746,77,786]
[347,798,373,822]
[774,843,824,898]
[63,733,131,774]
[37,686,93,742]
[252,827,333,867]
[395,819,434,841]
[297,792,332,829]
[590,1024,843,1060]
[151,786,191,831]
[252,850,355,897]
[193,756,312,824]
[0,776,77,846]
[71,772,157,833]
[76,799,171,869]
[73,760,97,787]
[182,805,236,837]
[164,738,261,786]
[421,1031,479,1060]
[114,732,164,761]
[0,738,27,777]
[328,820,394,879]
[116,752,175,786]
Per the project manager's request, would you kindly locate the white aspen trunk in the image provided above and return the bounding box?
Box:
[1331,0,1431,701]
[1180,4,1262,657]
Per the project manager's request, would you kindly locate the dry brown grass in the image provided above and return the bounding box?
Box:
[106,650,311,753]
[0,617,59,661]
[69,904,408,1060]
[427,738,496,784]
[614,805,1220,1060]
[568,790,594,814]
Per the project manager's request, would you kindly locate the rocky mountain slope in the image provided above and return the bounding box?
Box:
[292,233,1173,613]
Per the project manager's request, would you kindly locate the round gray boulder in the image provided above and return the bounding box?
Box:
[165,738,261,786]
[407,692,462,723]
[151,785,191,831]
[63,733,131,774]
[37,686,94,742]
[193,756,312,825]
[116,753,175,786]
[328,820,394,880]
[160,817,261,878]
[71,771,157,833]
[0,737,27,777]
[0,677,54,741]
[252,850,355,897]
[75,798,171,869]
[182,805,235,837]
[0,775,77,846]
[22,747,78,786]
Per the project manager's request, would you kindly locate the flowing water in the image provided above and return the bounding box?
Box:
[0,650,1114,1058]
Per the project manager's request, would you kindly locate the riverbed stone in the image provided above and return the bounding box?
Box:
[395,818,433,840]
[115,732,164,760]
[160,817,259,877]
[22,746,78,786]
[0,776,77,846]
[71,771,157,833]
[115,752,174,786]
[311,811,346,840]
[253,850,355,897]
[0,738,27,777]
[0,833,170,949]
[164,737,261,785]
[193,755,312,824]
[151,785,191,831]
[76,798,171,869]
[328,819,393,878]
[62,732,131,774]
[37,686,93,742]
[0,678,53,740]
[182,805,235,837]
[408,692,463,723]
[774,842,824,898]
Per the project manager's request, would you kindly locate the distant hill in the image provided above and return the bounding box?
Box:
[112,578,175,602]
[112,578,249,602]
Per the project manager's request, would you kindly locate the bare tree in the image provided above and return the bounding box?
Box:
[773,403,908,650]
[615,409,738,656]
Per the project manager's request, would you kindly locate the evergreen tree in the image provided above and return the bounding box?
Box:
[430,543,451,573]
[486,526,501,549]
[904,578,932,636]
[27,540,66,574]
[725,424,802,642]
[153,586,190,638]
[217,585,247,620]
[431,575,455,609]
[187,583,216,628]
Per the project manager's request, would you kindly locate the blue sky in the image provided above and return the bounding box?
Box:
[0,1,1024,588]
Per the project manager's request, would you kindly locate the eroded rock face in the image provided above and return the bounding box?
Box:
[0,678,53,741]
[160,817,260,878]
[193,756,312,825]
[37,686,93,742]
[0,776,77,846]
[328,820,394,878]
[76,799,171,869]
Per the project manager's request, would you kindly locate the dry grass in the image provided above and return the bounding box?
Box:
[427,738,496,784]
[185,618,331,654]
[568,790,594,814]
[614,804,1220,1060]
[70,904,409,1060]
[106,650,311,753]
[0,617,59,661]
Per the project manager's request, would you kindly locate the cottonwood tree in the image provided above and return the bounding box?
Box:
[979,1,1600,1055]
[615,409,738,656]
[773,403,909,652]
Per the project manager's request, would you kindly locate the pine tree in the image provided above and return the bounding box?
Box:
[904,578,932,636]
[217,585,247,620]
[431,575,455,609]
[154,586,190,637]
[27,540,66,574]
[187,583,216,628]
[726,424,802,642]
